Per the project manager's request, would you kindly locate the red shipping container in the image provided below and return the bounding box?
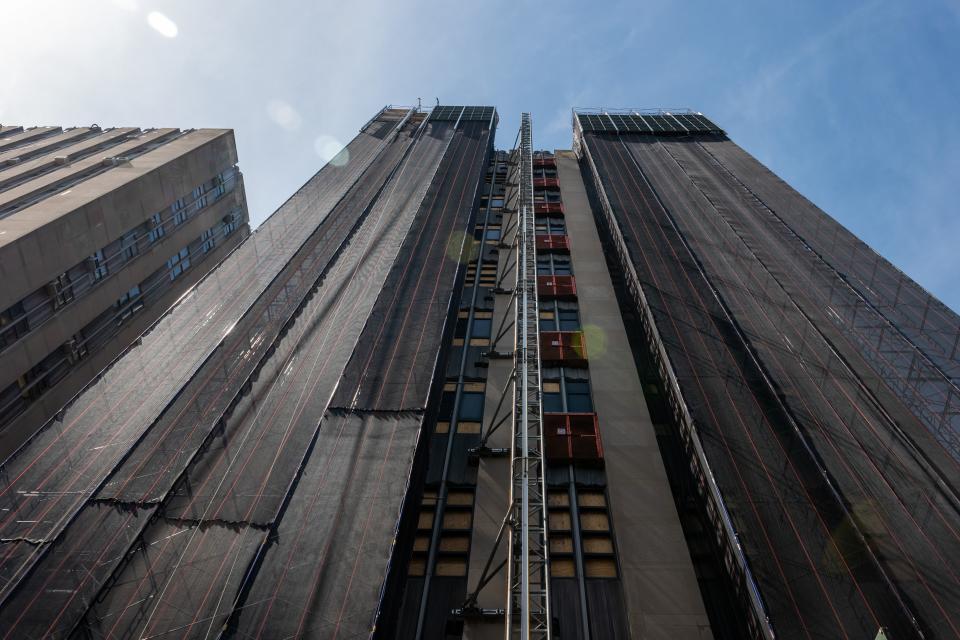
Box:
[535,202,565,215]
[535,234,570,252]
[533,177,561,189]
[543,413,604,465]
[540,331,587,366]
[537,275,577,299]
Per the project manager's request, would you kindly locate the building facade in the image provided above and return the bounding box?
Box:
[0,124,249,458]
[0,106,956,640]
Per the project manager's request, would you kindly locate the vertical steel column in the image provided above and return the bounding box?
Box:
[506,113,551,640]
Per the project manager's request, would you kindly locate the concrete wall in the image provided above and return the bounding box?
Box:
[0,129,238,309]
[0,186,245,392]
[464,173,517,640]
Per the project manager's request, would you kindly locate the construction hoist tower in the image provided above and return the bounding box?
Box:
[506,112,552,639]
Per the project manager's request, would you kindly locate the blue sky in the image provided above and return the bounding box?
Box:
[2,0,959,310]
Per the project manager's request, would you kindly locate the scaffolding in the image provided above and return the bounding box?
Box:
[506,113,551,640]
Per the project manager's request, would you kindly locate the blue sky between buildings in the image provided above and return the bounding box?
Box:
[2,0,959,310]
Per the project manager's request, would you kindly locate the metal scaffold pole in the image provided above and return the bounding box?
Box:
[506,113,551,640]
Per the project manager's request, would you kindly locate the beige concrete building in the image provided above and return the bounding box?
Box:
[0,124,249,458]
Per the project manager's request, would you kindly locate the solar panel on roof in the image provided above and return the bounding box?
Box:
[620,115,642,132]
[643,115,665,133]
[576,110,724,135]
[631,115,654,133]
[674,114,698,131]
[693,113,722,132]
[663,115,685,133]
[434,106,495,122]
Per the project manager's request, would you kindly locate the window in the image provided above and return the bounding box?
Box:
[148,212,166,242]
[90,250,108,282]
[454,310,493,345]
[407,488,475,578]
[214,172,228,198]
[50,272,74,309]
[540,301,581,331]
[566,380,593,412]
[65,332,88,363]
[543,381,564,413]
[117,285,143,323]
[201,228,216,253]
[122,232,139,261]
[542,368,593,413]
[464,261,498,288]
[534,167,557,179]
[458,392,484,422]
[484,228,501,242]
[0,302,29,349]
[223,212,238,237]
[536,254,572,276]
[559,308,580,331]
[548,488,619,580]
[167,246,190,280]
[471,317,492,340]
[172,198,188,225]
[193,185,207,209]
[535,216,566,235]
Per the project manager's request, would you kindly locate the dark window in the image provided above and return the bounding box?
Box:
[459,392,484,422]
[90,250,108,282]
[172,198,187,225]
[566,381,593,412]
[201,228,216,253]
[50,273,74,309]
[0,302,29,349]
[542,371,593,413]
[543,381,563,413]
[122,232,139,261]
[537,254,572,276]
[117,285,143,323]
[539,312,555,332]
[214,172,228,198]
[66,332,88,363]
[471,317,492,339]
[148,212,166,242]
[558,309,580,331]
[223,211,239,237]
[193,186,207,209]
[167,247,190,280]
[535,217,566,235]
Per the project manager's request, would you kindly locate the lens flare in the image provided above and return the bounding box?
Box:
[446,230,479,264]
[266,100,302,132]
[313,135,348,166]
[146,11,178,38]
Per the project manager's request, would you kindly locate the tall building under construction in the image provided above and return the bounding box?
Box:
[0,105,956,640]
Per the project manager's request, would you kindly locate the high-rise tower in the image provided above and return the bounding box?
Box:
[0,124,249,457]
[0,106,956,640]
